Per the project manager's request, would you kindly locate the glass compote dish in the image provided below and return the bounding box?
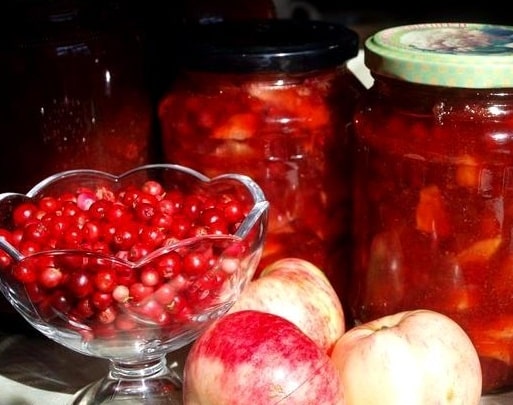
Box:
[0,163,269,404]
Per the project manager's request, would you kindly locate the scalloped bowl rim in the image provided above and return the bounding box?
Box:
[0,163,269,263]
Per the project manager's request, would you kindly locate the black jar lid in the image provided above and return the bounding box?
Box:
[178,19,360,73]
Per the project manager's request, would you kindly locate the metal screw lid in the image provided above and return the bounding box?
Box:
[365,22,513,88]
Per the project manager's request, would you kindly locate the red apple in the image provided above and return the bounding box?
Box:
[331,309,482,405]
[228,257,345,353]
[183,310,345,405]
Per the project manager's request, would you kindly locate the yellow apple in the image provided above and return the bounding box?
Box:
[228,257,345,353]
[331,309,482,405]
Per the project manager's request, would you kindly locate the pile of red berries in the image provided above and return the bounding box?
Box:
[0,179,252,339]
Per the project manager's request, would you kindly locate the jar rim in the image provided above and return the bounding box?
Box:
[178,19,359,73]
[365,22,513,88]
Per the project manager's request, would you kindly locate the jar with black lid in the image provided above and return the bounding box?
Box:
[158,19,364,300]
[349,22,513,394]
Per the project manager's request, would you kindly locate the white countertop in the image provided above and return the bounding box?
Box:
[0,330,512,404]
[1,375,71,404]
[2,366,513,404]
[0,329,189,404]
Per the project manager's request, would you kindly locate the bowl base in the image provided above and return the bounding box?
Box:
[71,356,183,405]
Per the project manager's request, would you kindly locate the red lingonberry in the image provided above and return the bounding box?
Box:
[0,177,252,340]
[12,202,39,227]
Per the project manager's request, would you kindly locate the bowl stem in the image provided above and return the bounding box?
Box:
[71,355,184,404]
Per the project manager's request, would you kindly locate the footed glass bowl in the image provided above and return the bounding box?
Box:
[0,163,268,404]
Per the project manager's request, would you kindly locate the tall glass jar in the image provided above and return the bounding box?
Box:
[0,0,154,194]
[158,19,363,299]
[350,22,513,394]
[0,0,154,327]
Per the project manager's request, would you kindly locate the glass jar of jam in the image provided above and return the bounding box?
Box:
[350,22,513,394]
[158,19,363,298]
[0,0,154,194]
[0,0,155,327]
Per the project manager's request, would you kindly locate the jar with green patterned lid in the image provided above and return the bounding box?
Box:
[348,22,513,394]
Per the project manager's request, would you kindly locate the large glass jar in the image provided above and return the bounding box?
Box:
[350,23,513,394]
[158,19,363,299]
[0,0,154,327]
[0,0,154,194]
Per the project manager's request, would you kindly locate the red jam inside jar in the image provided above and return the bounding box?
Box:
[0,1,154,324]
[0,2,153,194]
[350,23,513,394]
[158,20,363,297]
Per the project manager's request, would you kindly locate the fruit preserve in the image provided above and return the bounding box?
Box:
[158,19,363,298]
[0,1,153,194]
[349,23,513,394]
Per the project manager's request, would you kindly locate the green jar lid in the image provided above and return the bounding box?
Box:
[365,23,513,88]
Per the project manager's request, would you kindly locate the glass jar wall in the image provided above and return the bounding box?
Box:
[158,19,363,299]
[0,0,155,325]
[0,0,154,194]
[349,22,513,394]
